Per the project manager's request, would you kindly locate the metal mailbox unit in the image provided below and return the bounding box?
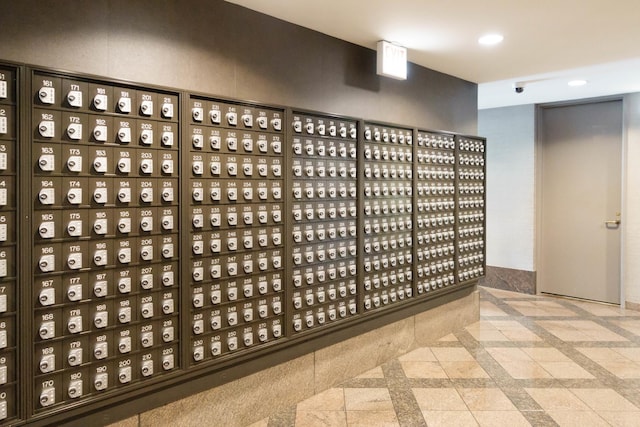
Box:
[289,112,359,334]
[29,68,181,421]
[415,131,458,295]
[0,62,19,424]
[0,61,486,426]
[455,136,486,283]
[187,95,286,365]
[361,123,415,312]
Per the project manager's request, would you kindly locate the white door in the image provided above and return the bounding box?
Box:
[539,100,622,304]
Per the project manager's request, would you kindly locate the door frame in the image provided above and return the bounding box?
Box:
[534,96,626,305]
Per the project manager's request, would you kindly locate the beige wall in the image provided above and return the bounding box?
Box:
[623,93,640,306]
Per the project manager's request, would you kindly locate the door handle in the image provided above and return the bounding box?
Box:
[605,219,621,227]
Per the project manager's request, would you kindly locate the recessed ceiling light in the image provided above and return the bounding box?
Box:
[568,79,588,87]
[478,34,504,46]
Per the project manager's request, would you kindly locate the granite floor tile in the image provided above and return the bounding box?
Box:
[257,288,640,427]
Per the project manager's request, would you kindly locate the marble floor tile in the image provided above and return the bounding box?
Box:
[537,361,595,379]
[524,388,591,411]
[479,301,508,317]
[593,360,640,379]
[597,411,640,427]
[343,388,394,411]
[457,388,516,411]
[507,301,577,317]
[437,333,459,342]
[520,347,571,362]
[354,367,385,379]
[421,410,479,427]
[397,347,437,362]
[497,361,553,379]
[431,347,475,362]
[400,361,448,379]
[295,411,347,427]
[466,329,511,342]
[576,347,630,362]
[297,388,345,411]
[570,388,639,411]
[412,388,467,411]
[545,410,609,427]
[612,347,640,362]
[485,347,533,363]
[471,410,532,427]
[500,329,543,342]
[440,361,491,379]
[345,410,399,427]
[608,319,640,335]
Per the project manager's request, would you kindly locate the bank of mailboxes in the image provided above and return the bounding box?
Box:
[32,71,180,413]
[3,63,485,425]
[361,124,414,311]
[290,113,358,332]
[415,131,457,294]
[189,96,285,364]
[457,137,485,281]
[0,65,17,422]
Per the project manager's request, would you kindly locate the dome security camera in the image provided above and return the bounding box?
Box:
[513,82,525,93]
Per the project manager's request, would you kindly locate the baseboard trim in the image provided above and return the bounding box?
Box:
[479,266,536,294]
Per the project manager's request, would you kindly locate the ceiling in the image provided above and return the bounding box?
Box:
[225,0,640,109]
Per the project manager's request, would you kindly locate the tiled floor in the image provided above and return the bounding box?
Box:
[250,287,640,426]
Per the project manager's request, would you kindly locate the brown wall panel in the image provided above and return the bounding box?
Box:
[0,0,477,133]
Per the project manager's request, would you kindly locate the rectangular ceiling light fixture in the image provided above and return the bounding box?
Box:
[376,40,407,80]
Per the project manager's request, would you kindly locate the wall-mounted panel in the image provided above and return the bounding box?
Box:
[0,63,19,424]
[415,131,457,295]
[187,95,286,365]
[288,112,359,333]
[360,123,414,312]
[456,136,486,283]
[29,69,180,417]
